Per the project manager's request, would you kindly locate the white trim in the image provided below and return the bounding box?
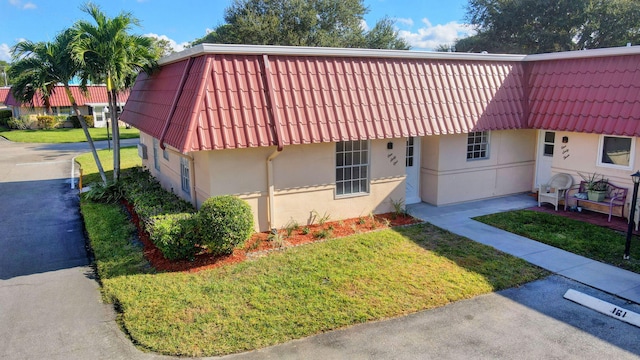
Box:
[159,43,526,66]
[524,45,640,62]
[596,135,635,170]
[160,43,640,66]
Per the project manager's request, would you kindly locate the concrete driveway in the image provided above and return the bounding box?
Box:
[0,137,639,359]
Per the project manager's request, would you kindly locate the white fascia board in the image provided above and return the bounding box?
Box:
[159,43,640,66]
[523,45,640,62]
[159,43,526,65]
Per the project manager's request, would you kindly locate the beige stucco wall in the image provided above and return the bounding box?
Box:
[139,132,192,203]
[541,131,640,216]
[421,129,537,205]
[139,132,407,232]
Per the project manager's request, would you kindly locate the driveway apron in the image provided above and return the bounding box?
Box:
[0,139,166,360]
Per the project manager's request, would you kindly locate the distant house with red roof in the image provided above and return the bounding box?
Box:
[0,87,10,109]
[5,85,129,128]
[121,44,640,232]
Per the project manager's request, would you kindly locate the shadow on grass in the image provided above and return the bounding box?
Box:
[401,221,640,357]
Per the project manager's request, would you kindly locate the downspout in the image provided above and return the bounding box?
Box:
[261,54,285,231]
[159,56,195,150]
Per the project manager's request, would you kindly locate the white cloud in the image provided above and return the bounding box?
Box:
[0,43,11,62]
[144,33,190,53]
[9,0,37,10]
[396,18,414,27]
[360,19,370,32]
[398,18,475,51]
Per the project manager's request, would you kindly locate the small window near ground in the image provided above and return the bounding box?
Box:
[467,131,490,160]
[153,138,160,171]
[598,135,634,169]
[180,157,190,195]
[336,140,369,196]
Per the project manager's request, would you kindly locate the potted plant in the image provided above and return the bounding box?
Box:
[578,172,608,202]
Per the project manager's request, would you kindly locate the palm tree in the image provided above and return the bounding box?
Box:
[9,29,108,185]
[72,2,157,181]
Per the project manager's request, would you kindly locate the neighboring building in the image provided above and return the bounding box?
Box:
[5,85,129,128]
[0,87,9,110]
[120,44,640,232]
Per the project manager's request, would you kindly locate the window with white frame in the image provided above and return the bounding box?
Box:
[153,138,160,171]
[163,148,169,161]
[180,157,190,195]
[598,135,634,169]
[467,131,490,160]
[336,140,369,196]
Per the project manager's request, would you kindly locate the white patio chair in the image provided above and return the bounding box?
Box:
[538,173,573,211]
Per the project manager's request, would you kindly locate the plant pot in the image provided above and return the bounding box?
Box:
[587,190,606,202]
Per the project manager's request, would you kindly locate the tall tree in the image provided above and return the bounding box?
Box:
[451,0,640,54]
[72,2,157,181]
[0,60,14,87]
[8,29,108,184]
[192,0,409,50]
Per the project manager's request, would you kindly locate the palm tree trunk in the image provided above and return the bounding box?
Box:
[64,85,107,185]
[107,89,120,181]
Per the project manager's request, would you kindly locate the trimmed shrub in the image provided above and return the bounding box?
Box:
[119,167,194,229]
[36,115,56,129]
[198,195,254,256]
[0,109,11,126]
[149,213,199,261]
[84,181,125,204]
[69,115,94,128]
[7,116,30,129]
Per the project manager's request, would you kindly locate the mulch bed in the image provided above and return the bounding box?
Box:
[123,201,421,273]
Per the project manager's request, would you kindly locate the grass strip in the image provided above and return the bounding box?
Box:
[475,210,640,274]
[81,200,547,357]
[0,127,139,143]
[76,146,141,184]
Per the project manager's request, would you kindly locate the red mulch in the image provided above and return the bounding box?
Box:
[123,201,421,273]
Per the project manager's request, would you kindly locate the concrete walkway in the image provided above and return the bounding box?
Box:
[408,193,640,305]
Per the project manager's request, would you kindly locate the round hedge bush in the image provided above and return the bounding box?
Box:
[197,195,254,256]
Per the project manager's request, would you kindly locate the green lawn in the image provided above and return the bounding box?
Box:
[0,127,139,143]
[475,210,640,274]
[81,200,547,357]
[76,146,141,184]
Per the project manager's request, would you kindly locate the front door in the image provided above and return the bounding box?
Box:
[535,131,556,187]
[405,137,421,204]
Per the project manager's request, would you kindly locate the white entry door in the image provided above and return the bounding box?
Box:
[535,131,556,187]
[405,137,421,204]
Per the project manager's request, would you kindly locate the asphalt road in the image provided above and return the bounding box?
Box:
[0,137,639,360]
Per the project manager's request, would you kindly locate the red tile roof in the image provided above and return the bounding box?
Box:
[0,87,9,105]
[527,53,640,136]
[122,46,526,152]
[121,44,640,153]
[5,85,129,107]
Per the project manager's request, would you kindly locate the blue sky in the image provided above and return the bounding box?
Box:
[0,0,473,62]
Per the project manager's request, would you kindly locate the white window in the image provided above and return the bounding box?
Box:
[163,148,169,161]
[336,140,369,196]
[180,157,190,195]
[598,135,634,169]
[543,131,555,157]
[406,137,415,167]
[153,138,160,171]
[467,131,490,160]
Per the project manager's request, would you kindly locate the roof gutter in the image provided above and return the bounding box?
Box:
[261,54,285,231]
[159,56,195,150]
